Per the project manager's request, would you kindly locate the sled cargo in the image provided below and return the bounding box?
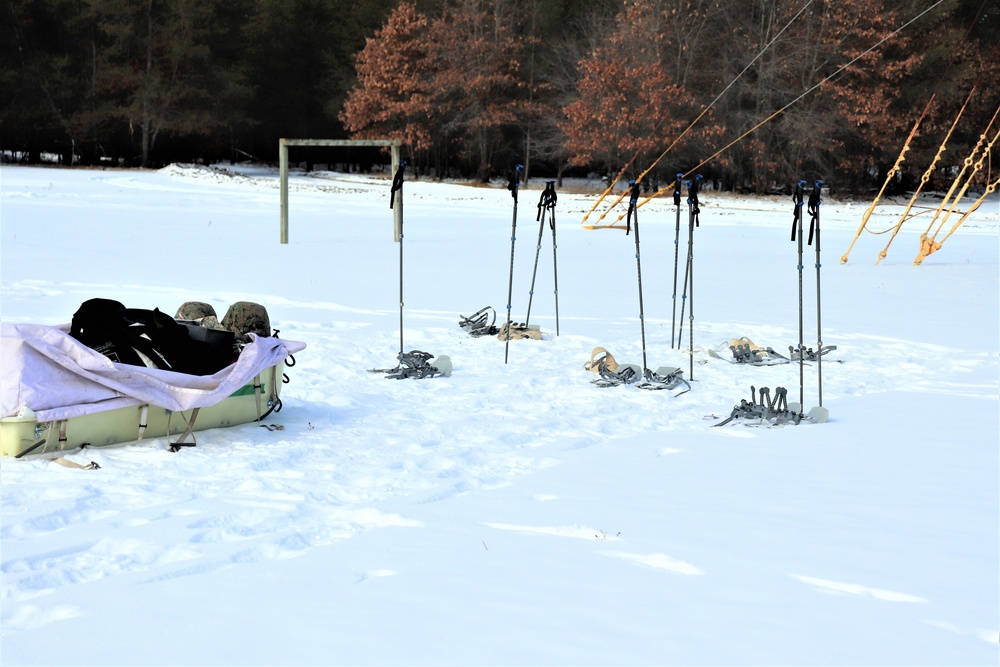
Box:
[1,322,305,458]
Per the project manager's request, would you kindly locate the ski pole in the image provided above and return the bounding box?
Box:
[626,179,649,374]
[546,182,560,336]
[391,161,407,361]
[524,201,546,328]
[809,180,824,407]
[677,180,692,346]
[671,173,683,349]
[791,179,806,410]
[525,181,556,328]
[686,175,701,381]
[503,164,524,364]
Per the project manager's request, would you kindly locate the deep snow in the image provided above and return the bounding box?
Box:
[1,163,997,666]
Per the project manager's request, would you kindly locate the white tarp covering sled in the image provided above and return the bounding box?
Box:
[1,322,306,457]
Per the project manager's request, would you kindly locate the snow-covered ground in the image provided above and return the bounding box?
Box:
[1,163,997,666]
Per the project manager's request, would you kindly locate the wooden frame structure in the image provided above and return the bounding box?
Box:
[279,138,403,243]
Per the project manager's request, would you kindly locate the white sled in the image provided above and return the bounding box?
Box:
[1,322,305,458]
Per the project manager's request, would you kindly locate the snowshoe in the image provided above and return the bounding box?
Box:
[787,345,838,362]
[714,385,805,427]
[593,362,642,388]
[637,366,692,395]
[708,337,788,366]
[584,347,633,386]
[370,350,452,380]
[584,347,689,394]
[459,306,499,337]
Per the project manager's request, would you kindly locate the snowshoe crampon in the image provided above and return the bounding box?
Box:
[370,350,452,380]
[459,307,499,337]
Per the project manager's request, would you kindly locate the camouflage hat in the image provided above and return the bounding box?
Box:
[222,301,271,338]
[175,301,218,321]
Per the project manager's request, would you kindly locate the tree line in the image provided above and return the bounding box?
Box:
[2,0,996,194]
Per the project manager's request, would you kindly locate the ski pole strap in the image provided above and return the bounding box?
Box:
[791,180,806,241]
[507,164,523,201]
[625,180,640,235]
[808,180,822,217]
[538,181,557,217]
[807,180,822,245]
[687,175,702,220]
[390,161,406,209]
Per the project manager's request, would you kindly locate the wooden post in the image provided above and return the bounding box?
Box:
[279,139,289,244]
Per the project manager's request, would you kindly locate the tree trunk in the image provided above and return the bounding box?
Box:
[523,127,531,185]
[140,0,154,168]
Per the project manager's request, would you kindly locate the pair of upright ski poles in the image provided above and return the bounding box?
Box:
[626,174,699,385]
[503,169,561,363]
[663,174,701,382]
[792,179,825,409]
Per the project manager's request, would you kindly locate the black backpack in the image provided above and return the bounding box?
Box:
[70,298,235,376]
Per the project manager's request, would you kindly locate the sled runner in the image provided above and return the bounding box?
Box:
[1,300,305,458]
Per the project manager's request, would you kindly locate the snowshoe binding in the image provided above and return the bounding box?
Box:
[787,344,838,362]
[459,306,499,337]
[585,347,633,387]
[497,321,542,341]
[637,366,691,394]
[708,337,788,366]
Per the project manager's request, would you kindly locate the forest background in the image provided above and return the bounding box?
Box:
[2,0,997,195]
